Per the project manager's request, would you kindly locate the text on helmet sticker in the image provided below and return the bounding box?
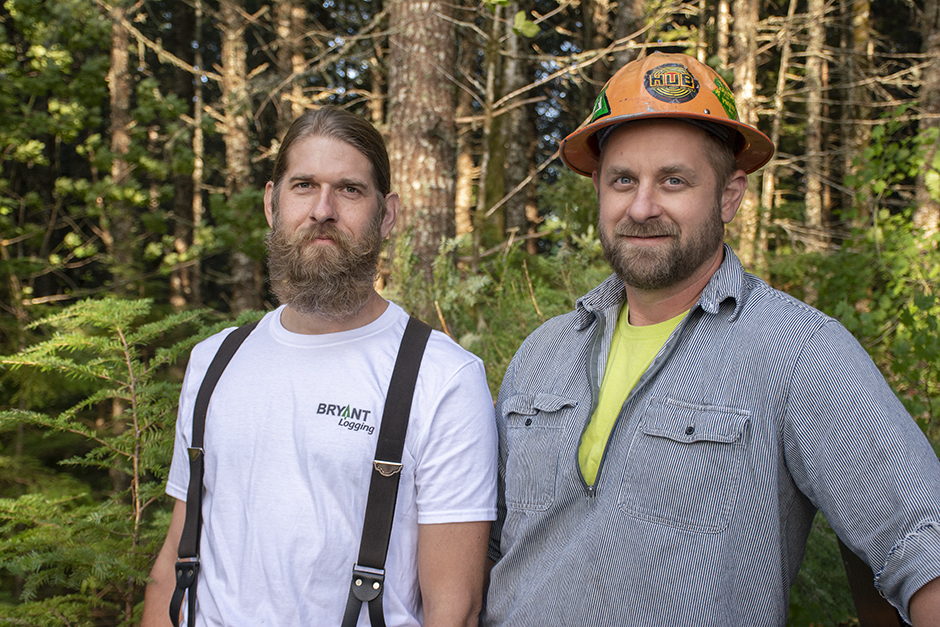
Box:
[644,63,699,104]
[711,77,739,121]
[590,83,611,122]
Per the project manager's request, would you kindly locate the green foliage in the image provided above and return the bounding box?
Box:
[806,113,940,451]
[536,168,603,258]
[385,229,611,396]
[788,514,857,626]
[775,107,940,622]
[0,298,246,625]
[512,11,540,38]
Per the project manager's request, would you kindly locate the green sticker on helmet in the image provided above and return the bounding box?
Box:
[712,77,738,121]
[590,84,611,122]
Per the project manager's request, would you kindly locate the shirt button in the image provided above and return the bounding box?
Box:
[685,425,695,435]
[525,418,533,426]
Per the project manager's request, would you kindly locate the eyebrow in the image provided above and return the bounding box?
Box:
[603,164,699,180]
[285,174,372,190]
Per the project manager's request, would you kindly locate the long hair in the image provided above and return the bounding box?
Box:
[270,106,391,211]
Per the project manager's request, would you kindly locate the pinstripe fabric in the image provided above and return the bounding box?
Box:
[484,245,940,626]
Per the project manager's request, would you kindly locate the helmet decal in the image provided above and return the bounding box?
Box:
[644,63,699,104]
[590,84,611,122]
[711,77,739,121]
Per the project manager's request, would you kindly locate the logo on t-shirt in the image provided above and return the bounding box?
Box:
[317,402,375,435]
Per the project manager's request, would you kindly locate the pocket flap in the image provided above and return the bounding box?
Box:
[643,397,749,444]
[504,393,577,417]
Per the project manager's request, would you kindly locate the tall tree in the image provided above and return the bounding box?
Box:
[804,0,828,252]
[220,0,263,313]
[106,0,137,292]
[731,0,762,271]
[387,0,458,280]
[274,0,307,137]
[840,0,872,222]
[915,0,940,236]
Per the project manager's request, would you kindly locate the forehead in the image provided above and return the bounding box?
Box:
[284,134,374,184]
[597,118,712,173]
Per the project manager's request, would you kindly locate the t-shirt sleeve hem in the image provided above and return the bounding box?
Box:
[166,482,187,501]
[417,508,497,525]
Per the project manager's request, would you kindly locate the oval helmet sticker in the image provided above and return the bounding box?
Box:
[644,63,699,104]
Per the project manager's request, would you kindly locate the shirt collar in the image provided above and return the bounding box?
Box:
[574,244,746,329]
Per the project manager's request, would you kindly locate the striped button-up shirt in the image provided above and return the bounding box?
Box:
[484,246,940,626]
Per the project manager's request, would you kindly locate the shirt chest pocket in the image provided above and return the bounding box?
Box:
[503,393,576,512]
[619,397,750,534]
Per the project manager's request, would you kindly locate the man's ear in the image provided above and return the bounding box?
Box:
[263,181,276,228]
[381,192,400,239]
[720,170,748,224]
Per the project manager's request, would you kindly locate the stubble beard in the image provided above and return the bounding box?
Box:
[599,204,725,292]
[265,209,384,322]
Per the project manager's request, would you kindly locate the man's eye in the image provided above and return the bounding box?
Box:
[616,176,633,185]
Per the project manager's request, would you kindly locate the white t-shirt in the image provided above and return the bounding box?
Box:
[166,302,497,626]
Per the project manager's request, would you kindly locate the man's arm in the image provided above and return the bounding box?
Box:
[141,499,186,627]
[417,521,491,627]
[910,575,940,627]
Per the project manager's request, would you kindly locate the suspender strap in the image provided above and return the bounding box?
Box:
[170,320,259,627]
[342,316,432,627]
[838,537,903,627]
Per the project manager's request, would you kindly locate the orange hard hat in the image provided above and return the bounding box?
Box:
[560,52,775,176]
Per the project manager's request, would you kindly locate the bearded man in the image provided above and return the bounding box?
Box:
[483,53,940,626]
[142,107,497,627]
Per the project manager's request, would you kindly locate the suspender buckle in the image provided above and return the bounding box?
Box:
[187,447,204,462]
[373,460,402,477]
[350,564,385,602]
[174,557,200,588]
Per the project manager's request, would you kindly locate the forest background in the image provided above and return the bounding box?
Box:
[1,0,939,624]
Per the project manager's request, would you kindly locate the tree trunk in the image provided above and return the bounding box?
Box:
[190,0,206,307]
[613,0,645,68]
[582,0,613,93]
[454,72,475,240]
[275,0,307,136]
[169,0,197,309]
[470,6,503,269]
[804,0,827,251]
[717,0,731,66]
[915,0,940,237]
[107,2,136,293]
[504,6,531,243]
[731,0,761,271]
[839,0,872,223]
[387,0,457,280]
[220,0,262,313]
[760,0,798,259]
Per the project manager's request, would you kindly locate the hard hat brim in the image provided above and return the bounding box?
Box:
[560,111,775,176]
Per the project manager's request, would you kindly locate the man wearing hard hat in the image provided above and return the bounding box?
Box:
[483,53,940,625]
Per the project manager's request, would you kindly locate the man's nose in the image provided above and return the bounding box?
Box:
[309,188,338,223]
[625,183,663,222]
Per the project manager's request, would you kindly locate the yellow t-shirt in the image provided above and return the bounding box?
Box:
[578,305,688,485]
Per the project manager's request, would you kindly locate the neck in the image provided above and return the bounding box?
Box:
[623,247,724,326]
[279,290,389,335]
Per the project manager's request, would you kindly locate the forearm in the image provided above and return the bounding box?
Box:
[140,561,177,627]
[141,499,186,627]
[910,576,940,627]
[419,521,490,627]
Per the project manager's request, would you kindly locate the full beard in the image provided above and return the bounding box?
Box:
[265,213,384,322]
[599,207,725,291]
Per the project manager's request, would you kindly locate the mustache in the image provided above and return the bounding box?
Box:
[288,222,354,248]
[612,219,680,238]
